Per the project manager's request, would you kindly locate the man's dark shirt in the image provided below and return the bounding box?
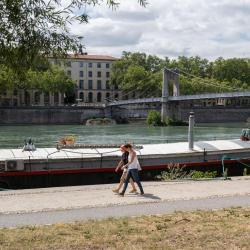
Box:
[121,151,129,165]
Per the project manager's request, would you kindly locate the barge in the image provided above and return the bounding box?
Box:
[0,139,250,189]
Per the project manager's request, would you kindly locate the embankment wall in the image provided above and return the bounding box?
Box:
[0,107,104,125]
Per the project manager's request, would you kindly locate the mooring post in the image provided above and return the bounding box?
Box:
[188,112,194,150]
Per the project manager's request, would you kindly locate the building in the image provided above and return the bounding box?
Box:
[0,53,120,107]
[50,54,120,104]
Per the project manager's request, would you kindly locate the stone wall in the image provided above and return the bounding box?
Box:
[181,107,250,123]
[0,107,104,125]
[1,106,250,125]
[111,105,250,123]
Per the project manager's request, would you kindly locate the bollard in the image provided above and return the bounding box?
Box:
[188,112,194,150]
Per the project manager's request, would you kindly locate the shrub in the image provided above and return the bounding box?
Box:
[243,168,248,176]
[156,163,190,180]
[146,111,164,126]
[166,118,188,126]
[190,171,217,179]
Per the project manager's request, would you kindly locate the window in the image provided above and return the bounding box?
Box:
[88,71,92,77]
[97,80,102,90]
[97,62,101,68]
[88,92,93,102]
[79,61,84,67]
[54,92,59,104]
[34,92,40,104]
[79,92,84,102]
[55,60,61,66]
[79,80,84,89]
[88,62,92,68]
[106,80,110,89]
[115,93,119,100]
[79,71,84,77]
[106,63,110,69]
[106,92,110,100]
[114,84,118,90]
[67,70,71,77]
[65,61,71,67]
[97,71,101,77]
[97,92,102,102]
[44,92,49,105]
[88,80,93,89]
[106,72,110,78]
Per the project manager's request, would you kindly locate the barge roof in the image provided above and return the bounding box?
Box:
[0,139,250,161]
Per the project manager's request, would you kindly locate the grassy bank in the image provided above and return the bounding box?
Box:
[0,208,249,250]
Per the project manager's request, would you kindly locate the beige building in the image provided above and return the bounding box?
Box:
[51,54,121,104]
[0,54,120,107]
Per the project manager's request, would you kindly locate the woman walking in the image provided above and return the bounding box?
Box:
[112,144,137,193]
[119,144,144,196]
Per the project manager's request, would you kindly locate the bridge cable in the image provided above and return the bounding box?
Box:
[177,68,245,92]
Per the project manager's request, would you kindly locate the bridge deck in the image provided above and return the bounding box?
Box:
[108,91,250,106]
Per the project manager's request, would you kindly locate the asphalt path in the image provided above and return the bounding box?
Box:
[1,194,250,228]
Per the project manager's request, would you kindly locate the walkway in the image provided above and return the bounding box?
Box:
[0,177,250,228]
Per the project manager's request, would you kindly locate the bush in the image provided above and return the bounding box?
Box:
[156,163,190,180]
[166,118,188,126]
[243,168,248,176]
[146,111,164,126]
[190,171,217,179]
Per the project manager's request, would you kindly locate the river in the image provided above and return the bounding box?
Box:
[0,122,247,149]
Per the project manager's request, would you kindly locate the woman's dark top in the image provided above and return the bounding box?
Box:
[121,151,129,165]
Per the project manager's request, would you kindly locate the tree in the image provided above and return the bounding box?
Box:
[0,64,75,98]
[111,51,163,97]
[111,52,250,98]
[0,0,147,75]
[213,57,250,85]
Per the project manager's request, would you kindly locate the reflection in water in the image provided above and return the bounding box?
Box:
[0,123,246,149]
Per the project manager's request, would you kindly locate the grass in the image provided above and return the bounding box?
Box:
[0,208,250,250]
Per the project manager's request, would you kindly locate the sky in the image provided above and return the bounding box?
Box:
[66,0,250,60]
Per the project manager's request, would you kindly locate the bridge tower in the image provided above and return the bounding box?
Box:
[161,68,180,122]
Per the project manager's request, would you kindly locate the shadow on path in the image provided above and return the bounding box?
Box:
[142,193,161,200]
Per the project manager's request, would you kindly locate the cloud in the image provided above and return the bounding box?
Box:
[65,0,250,60]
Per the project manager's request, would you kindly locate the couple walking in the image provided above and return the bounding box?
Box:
[113,143,144,196]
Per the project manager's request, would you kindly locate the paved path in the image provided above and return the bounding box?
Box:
[0,177,250,228]
[1,195,250,228]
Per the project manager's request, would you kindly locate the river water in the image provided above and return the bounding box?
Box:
[0,122,247,149]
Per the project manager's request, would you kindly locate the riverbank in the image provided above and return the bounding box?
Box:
[1,106,250,125]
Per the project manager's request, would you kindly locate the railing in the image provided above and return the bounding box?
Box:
[107,91,250,106]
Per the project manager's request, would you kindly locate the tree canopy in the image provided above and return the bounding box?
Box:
[111,52,250,97]
[0,64,75,97]
[0,0,146,98]
[0,0,147,74]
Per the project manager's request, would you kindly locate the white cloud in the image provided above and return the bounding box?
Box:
[66,0,250,60]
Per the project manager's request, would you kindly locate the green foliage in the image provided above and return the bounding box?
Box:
[190,171,217,179]
[0,0,146,75]
[111,53,250,98]
[0,64,75,96]
[165,118,188,126]
[156,163,190,180]
[146,111,164,126]
[157,167,218,181]
[111,52,166,97]
[243,168,248,176]
[223,168,229,179]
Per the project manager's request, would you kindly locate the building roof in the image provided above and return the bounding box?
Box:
[68,54,119,61]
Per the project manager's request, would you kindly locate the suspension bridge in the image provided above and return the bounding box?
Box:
[106,68,250,122]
